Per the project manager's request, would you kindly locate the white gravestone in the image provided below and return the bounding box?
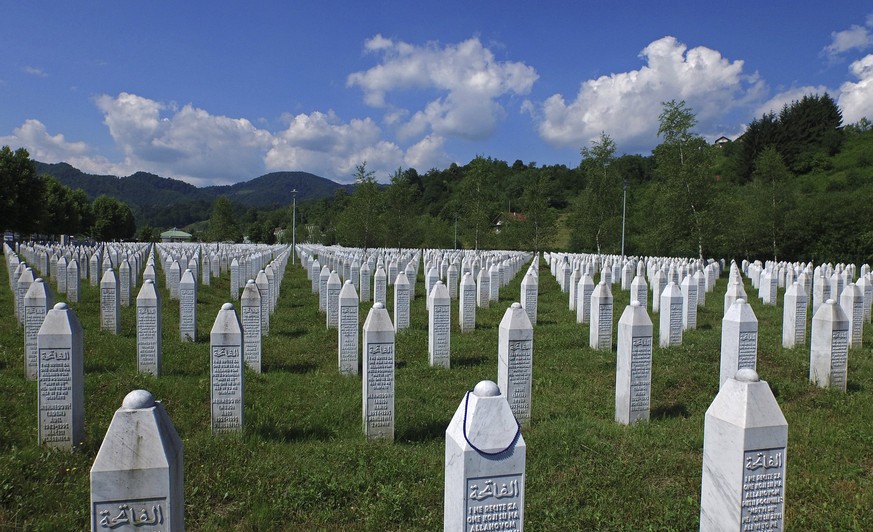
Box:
[230,258,240,300]
[179,269,197,342]
[202,254,211,286]
[724,279,748,316]
[520,270,538,326]
[476,268,490,309]
[137,280,162,376]
[720,299,759,389]
[24,278,53,381]
[17,266,34,326]
[393,271,411,332]
[651,269,666,314]
[241,280,262,373]
[782,282,808,349]
[90,253,100,286]
[101,268,121,335]
[90,389,184,531]
[119,259,131,307]
[447,263,459,300]
[37,302,84,450]
[444,380,525,532]
[338,280,359,376]
[359,261,371,302]
[589,280,613,351]
[489,263,500,302]
[168,260,181,300]
[67,259,80,303]
[700,369,787,531]
[57,256,67,294]
[659,282,683,348]
[839,282,864,349]
[809,299,849,391]
[680,274,697,331]
[630,272,648,312]
[255,270,270,337]
[429,281,451,368]
[373,266,387,308]
[459,272,477,332]
[211,303,245,433]
[576,272,595,324]
[319,265,331,312]
[616,301,653,425]
[362,302,395,441]
[498,303,534,426]
[326,270,342,329]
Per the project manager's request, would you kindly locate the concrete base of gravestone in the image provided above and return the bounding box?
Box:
[90,390,184,531]
[444,381,525,532]
[700,369,787,531]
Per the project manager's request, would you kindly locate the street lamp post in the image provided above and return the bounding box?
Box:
[291,189,297,264]
[620,178,628,259]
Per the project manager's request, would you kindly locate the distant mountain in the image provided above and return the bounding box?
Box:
[33,162,351,208]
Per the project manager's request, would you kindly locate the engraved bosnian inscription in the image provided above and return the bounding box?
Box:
[25,306,45,378]
[327,288,340,327]
[211,346,242,432]
[630,336,652,413]
[137,307,158,370]
[39,348,72,444]
[395,289,409,328]
[741,448,785,531]
[465,474,522,532]
[365,342,394,434]
[507,339,532,421]
[830,329,848,389]
[598,303,612,345]
[241,306,261,369]
[851,301,863,345]
[669,303,682,343]
[737,332,757,371]
[94,497,167,530]
[101,288,116,329]
[432,304,450,363]
[462,289,476,329]
[339,306,358,371]
[794,300,806,344]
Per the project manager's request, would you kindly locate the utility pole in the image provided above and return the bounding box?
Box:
[291,189,297,264]
[620,178,628,259]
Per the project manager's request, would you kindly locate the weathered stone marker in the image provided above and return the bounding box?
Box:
[326,270,342,329]
[460,272,477,332]
[429,281,451,368]
[700,368,787,531]
[616,301,653,425]
[809,299,849,391]
[589,280,613,351]
[362,302,395,441]
[659,282,683,348]
[90,389,184,531]
[230,258,240,300]
[37,302,84,450]
[520,269,538,326]
[255,270,270,336]
[840,282,864,349]
[211,303,244,433]
[241,280,262,373]
[67,259,80,303]
[497,302,534,426]
[393,270,410,332]
[720,299,758,389]
[338,280,359,375]
[24,278,53,380]
[179,269,197,342]
[137,280,162,376]
[101,268,121,335]
[373,265,387,308]
[119,258,131,307]
[782,281,808,349]
[444,380,525,531]
[576,271,594,324]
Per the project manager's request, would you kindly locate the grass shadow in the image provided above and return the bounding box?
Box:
[398,419,447,443]
[272,327,308,339]
[255,423,334,442]
[263,361,319,374]
[651,402,690,420]
[452,355,488,368]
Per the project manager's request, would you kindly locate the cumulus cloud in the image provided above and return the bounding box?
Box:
[754,85,830,117]
[266,110,405,182]
[403,134,450,171]
[527,36,761,152]
[22,66,48,77]
[821,16,873,59]
[92,92,273,185]
[838,54,873,123]
[348,35,538,141]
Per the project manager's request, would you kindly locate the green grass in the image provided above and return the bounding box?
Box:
[1,252,871,530]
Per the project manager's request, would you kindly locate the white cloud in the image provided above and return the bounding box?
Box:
[0,119,88,159]
[403,135,450,171]
[527,36,759,152]
[22,66,48,77]
[266,110,405,182]
[821,17,873,59]
[838,54,873,123]
[94,92,272,185]
[348,35,538,141]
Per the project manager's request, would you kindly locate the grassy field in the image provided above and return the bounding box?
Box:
[0,250,871,530]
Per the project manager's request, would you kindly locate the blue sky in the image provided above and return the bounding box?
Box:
[2,1,872,186]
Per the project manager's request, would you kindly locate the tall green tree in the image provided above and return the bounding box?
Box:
[456,156,499,250]
[574,132,622,253]
[751,147,794,261]
[208,196,241,242]
[380,167,422,248]
[91,195,136,241]
[0,146,45,235]
[336,162,385,249]
[653,100,717,259]
[40,175,92,236]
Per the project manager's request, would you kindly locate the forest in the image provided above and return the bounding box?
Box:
[3,94,872,264]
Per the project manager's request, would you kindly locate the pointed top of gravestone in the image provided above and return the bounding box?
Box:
[122,389,156,409]
[144,279,153,285]
[54,302,67,311]
[631,300,641,307]
[374,302,384,309]
[35,277,44,283]
[511,302,521,309]
[473,380,500,397]
[222,302,234,311]
[345,279,352,285]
